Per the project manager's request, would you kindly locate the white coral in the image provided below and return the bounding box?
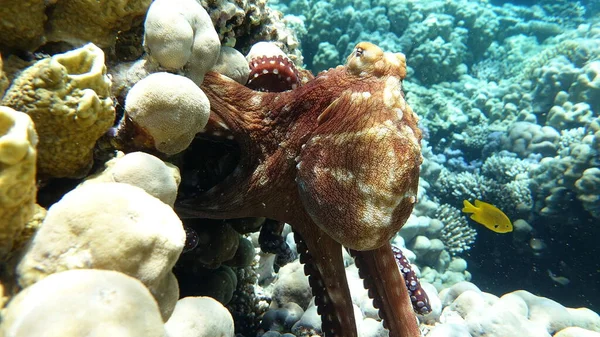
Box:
[144,0,221,85]
[123,72,210,155]
[1,269,166,337]
[17,182,185,320]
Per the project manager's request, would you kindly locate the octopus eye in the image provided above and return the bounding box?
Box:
[354,47,364,57]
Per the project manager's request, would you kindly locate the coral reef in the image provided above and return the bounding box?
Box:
[144,0,221,85]
[1,44,114,179]
[1,269,166,337]
[17,182,185,320]
[0,106,37,260]
[428,281,600,337]
[81,151,181,206]
[1,0,600,335]
[116,72,210,155]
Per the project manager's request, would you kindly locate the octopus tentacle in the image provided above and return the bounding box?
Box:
[258,219,296,271]
[350,243,420,337]
[294,223,357,337]
[182,225,199,253]
[391,244,431,315]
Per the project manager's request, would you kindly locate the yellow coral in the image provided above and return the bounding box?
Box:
[1,44,115,178]
[0,106,38,260]
[12,204,46,253]
[0,0,48,51]
[46,0,153,48]
[0,55,8,98]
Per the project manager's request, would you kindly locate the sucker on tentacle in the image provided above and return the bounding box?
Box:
[294,231,346,337]
[391,244,431,315]
[350,244,421,337]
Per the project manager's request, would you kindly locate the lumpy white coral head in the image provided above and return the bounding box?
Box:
[1,269,166,337]
[165,297,235,337]
[125,72,210,155]
[16,182,185,320]
[81,151,181,207]
[212,46,251,84]
[144,0,221,85]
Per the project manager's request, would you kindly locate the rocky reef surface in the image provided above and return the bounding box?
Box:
[0,0,599,337]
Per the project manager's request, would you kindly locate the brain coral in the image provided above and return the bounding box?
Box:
[0,106,38,260]
[1,43,115,178]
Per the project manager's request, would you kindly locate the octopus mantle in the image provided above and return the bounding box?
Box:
[178,42,423,337]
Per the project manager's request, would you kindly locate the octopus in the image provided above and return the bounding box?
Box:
[177,42,423,337]
[391,245,431,315]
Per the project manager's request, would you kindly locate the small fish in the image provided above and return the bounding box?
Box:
[547,269,570,286]
[462,199,513,233]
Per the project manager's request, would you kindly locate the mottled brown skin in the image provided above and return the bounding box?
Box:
[178,42,422,337]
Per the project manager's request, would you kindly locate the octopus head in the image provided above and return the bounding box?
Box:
[346,42,407,79]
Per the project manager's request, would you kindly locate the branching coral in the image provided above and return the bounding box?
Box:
[434,168,489,204]
[481,154,530,184]
[481,154,534,213]
[436,204,477,256]
[433,154,533,219]
[201,0,302,64]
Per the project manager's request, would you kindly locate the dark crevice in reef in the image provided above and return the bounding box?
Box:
[175,136,241,209]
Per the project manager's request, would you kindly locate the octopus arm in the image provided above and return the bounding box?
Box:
[350,243,421,337]
[293,217,358,337]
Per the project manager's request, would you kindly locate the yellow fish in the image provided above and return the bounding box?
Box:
[462,200,513,233]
